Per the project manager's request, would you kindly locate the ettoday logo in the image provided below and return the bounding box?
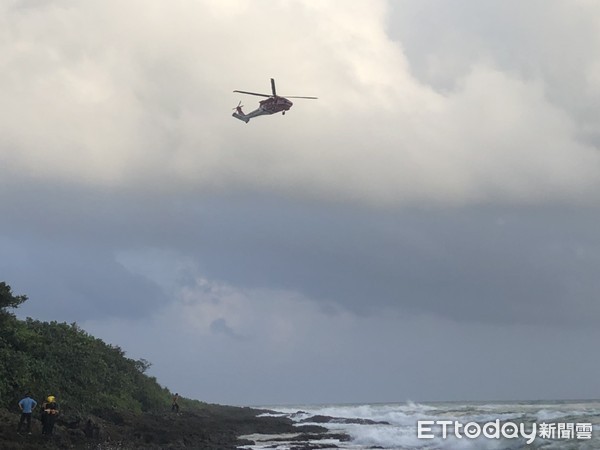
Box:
[417,420,593,444]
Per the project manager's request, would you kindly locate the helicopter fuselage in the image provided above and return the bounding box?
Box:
[258,96,293,114]
[232,97,294,123]
[232,78,316,123]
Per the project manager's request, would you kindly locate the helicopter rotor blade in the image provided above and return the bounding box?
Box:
[283,96,318,99]
[271,78,277,97]
[233,90,271,98]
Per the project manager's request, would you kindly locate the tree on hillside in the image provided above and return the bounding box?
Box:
[0,282,27,311]
[0,281,174,413]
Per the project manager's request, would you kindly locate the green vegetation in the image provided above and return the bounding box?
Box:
[0,281,175,416]
[0,281,321,449]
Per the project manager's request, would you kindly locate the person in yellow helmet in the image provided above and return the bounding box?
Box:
[41,395,59,436]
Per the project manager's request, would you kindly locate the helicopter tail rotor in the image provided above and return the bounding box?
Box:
[232,100,249,123]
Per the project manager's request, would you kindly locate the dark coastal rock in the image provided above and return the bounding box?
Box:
[295,424,330,433]
[0,405,315,449]
[268,432,350,443]
[289,445,339,450]
[300,414,390,426]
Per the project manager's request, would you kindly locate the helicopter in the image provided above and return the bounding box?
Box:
[232,78,317,123]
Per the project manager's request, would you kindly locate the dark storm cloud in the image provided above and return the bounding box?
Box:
[182,196,600,326]
[2,181,599,327]
[209,318,244,340]
[1,237,167,321]
[0,182,168,320]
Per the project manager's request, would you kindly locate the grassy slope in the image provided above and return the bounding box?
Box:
[0,283,307,449]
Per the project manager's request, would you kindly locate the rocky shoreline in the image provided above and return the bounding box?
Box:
[0,404,342,449]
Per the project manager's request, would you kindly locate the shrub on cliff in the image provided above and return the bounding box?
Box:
[0,282,171,415]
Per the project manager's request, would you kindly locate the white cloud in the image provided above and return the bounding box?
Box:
[1,0,599,206]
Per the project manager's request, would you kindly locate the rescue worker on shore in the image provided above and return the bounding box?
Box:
[41,395,59,436]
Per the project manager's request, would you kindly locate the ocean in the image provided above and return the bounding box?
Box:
[239,400,600,449]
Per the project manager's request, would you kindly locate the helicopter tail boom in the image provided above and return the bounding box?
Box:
[232,105,273,123]
[232,111,250,123]
[232,104,250,123]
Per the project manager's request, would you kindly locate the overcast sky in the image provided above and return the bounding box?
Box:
[2,0,600,406]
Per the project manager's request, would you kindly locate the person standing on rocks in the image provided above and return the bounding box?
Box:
[41,395,59,436]
[17,391,37,434]
[171,393,179,413]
